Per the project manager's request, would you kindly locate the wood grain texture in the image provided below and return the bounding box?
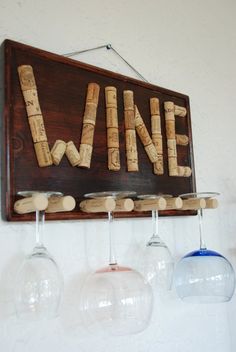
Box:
[2,39,196,221]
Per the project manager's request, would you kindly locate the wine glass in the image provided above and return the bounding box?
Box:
[79,191,153,336]
[137,194,174,290]
[14,191,64,320]
[174,192,235,303]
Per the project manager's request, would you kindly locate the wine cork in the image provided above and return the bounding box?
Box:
[164,197,183,210]
[22,89,42,117]
[205,198,218,209]
[134,105,152,147]
[18,65,36,91]
[83,83,100,126]
[105,86,117,108]
[175,105,187,117]
[165,101,175,139]
[177,166,192,177]
[136,123,153,147]
[81,123,95,146]
[167,139,177,157]
[134,197,167,212]
[14,194,48,214]
[153,155,164,175]
[126,129,139,171]
[123,90,134,110]
[108,148,120,171]
[150,97,160,116]
[51,139,66,165]
[165,101,178,176]
[151,115,161,134]
[106,108,118,128]
[107,127,119,149]
[152,134,163,154]
[105,86,120,171]
[83,103,97,125]
[34,141,53,167]
[144,144,159,163]
[46,195,76,213]
[150,98,163,175]
[168,157,178,176]
[176,134,189,146]
[86,82,100,104]
[80,198,116,213]
[164,101,175,118]
[181,198,206,210]
[28,115,47,143]
[114,198,134,212]
[126,129,137,151]
[66,141,81,167]
[124,110,135,129]
[18,65,51,168]
[79,143,93,168]
[126,150,139,172]
[80,83,100,168]
[123,91,138,172]
[166,119,175,139]
[135,105,158,163]
[123,91,135,129]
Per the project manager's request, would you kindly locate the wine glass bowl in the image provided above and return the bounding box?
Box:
[15,246,63,320]
[79,191,153,335]
[174,192,235,303]
[137,194,174,290]
[80,264,153,335]
[14,191,64,320]
[174,248,235,303]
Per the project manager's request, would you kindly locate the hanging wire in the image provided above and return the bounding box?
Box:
[63,43,148,82]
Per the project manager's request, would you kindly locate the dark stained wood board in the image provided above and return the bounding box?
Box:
[2,39,196,221]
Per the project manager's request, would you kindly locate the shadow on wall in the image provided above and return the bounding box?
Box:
[0,251,26,321]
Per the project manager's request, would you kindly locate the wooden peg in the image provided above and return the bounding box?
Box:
[164,197,183,210]
[181,198,206,210]
[205,198,218,209]
[134,197,167,212]
[80,198,116,213]
[114,198,134,212]
[46,195,76,213]
[14,194,48,214]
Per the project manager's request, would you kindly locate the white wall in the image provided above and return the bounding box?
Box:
[0,0,236,351]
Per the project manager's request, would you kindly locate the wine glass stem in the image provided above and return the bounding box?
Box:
[152,209,159,238]
[35,209,45,247]
[198,208,206,250]
[108,211,117,265]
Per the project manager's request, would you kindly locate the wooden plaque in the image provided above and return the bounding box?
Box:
[2,40,196,221]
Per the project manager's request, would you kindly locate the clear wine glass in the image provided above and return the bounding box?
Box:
[79,191,153,336]
[174,192,235,303]
[138,194,174,290]
[14,191,64,320]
